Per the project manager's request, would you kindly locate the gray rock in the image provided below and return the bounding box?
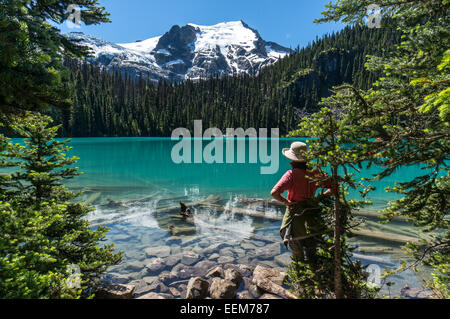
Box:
[192,260,216,277]
[145,257,166,274]
[219,247,234,256]
[143,276,158,285]
[252,266,295,299]
[109,273,132,285]
[166,236,182,245]
[171,245,183,255]
[274,253,292,267]
[164,253,183,267]
[145,246,171,258]
[240,241,257,250]
[253,265,286,286]
[248,284,264,298]
[170,263,195,280]
[124,260,145,272]
[237,291,254,299]
[224,264,254,278]
[137,292,174,299]
[208,253,220,260]
[224,268,243,287]
[147,279,170,294]
[203,243,228,255]
[169,287,182,298]
[181,252,201,266]
[218,256,235,264]
[186,277,210,299]
[209,278,238,299]
[95,282,135,299]
[192,245,205,255]
[260,293,283,299]
[255,243,281,260]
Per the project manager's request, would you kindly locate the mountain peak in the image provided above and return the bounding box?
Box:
[69,21,292,82]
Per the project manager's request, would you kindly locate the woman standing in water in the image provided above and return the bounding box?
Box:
[271,142,333,263]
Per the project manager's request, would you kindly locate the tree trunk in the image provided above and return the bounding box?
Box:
[332,166,344,299]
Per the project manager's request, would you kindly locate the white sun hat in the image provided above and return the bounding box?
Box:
[282,142,307,162]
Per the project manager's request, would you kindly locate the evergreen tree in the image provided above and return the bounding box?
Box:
[0,114,122,298]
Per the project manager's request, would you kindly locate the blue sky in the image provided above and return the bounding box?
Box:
[59,0,345,48]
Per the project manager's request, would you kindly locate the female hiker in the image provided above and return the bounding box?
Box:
[271,142,333,263]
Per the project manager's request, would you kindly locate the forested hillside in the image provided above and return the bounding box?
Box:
[52,24,401,137]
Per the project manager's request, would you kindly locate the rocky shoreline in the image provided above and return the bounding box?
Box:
[97,232,296,299]
[97,229,436,300]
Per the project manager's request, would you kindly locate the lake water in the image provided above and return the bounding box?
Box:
[63,137,430,298]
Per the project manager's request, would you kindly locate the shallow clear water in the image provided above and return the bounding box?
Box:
[18,137,435,297]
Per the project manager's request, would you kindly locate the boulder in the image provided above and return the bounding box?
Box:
[252,266,295,299]
[224,268,243,287]
[95,282,135,299]
[209,278,238,299]
[253,265,286,286]
[186,277,210,299]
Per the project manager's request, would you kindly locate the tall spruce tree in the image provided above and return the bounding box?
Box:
[0,114,122,298]
[0,0,109,120]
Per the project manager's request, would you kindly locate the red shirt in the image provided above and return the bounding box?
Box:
[273,169,332,202]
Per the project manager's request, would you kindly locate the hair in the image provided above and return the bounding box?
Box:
[290,161,308,170]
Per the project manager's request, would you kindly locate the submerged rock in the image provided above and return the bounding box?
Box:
[145,246,171,258]
[217,256,235,264]
[181,252,201,266]
[137,292,174,299]
[145,257,167,274]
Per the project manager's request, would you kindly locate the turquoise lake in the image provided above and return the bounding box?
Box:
[20,137,436,297]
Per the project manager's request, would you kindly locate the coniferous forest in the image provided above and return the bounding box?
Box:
[52,25,401,137]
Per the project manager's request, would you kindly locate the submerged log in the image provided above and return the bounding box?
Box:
[351,229,421,245]
[90,195,221,227]
[201,203,283,222]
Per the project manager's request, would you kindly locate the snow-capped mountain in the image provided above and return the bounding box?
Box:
[68,21,292,82]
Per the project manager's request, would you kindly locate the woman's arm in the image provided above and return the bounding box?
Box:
[271,188,294,207]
